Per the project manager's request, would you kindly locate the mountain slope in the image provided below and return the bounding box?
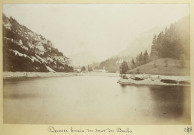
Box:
[118,26,166,57]
[3,14,73,72]
[95,26,166,73]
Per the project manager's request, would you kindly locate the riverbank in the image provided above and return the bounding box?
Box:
[118,74,190,86]
[3,72,190,86]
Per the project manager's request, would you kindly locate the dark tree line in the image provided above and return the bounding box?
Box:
[154,16,189,60]
[119,16,189,74]
[135,50,149,66]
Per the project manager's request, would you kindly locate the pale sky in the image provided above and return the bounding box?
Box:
[3,4,189,65]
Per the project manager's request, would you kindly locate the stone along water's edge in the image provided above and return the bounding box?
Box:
[118,74,190,86]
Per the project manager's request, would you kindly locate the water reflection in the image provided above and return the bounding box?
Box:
[4,76,190,124]
[150,86,190,122]
[118,84,190,124]
[149,86,185,118]
[4,93,39,99]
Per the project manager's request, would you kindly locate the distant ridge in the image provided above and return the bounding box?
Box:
[94,26,166,73]
[117,26,166,57]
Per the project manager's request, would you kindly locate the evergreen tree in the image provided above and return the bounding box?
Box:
[143,50,149,64]
[152,35,157,45]
[120,61,129,74]
[136,52,144,65]
[131,58,136,69]
[131,58,135,65]
[151,16,189,60]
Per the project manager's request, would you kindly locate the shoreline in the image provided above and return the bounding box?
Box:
[3,72,120,80]
[118,74,190,86]
[3,71,190,79]
[118,78,190,87]
[3,72,190,86]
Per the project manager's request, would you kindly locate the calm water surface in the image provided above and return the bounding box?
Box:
[3,75,190,124]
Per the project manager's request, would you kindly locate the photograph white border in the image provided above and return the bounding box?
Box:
[0,0,193,135]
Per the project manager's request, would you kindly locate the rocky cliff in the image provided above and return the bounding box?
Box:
[3,14,73,72]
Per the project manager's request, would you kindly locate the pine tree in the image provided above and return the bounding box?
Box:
[143,50,149,64]
[120,61,129,74]
[131,58,135,65]
[152,35,157,45]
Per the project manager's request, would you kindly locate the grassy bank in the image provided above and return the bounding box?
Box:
[128,58,190,76]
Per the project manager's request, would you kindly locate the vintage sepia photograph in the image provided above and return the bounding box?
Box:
[2,4,190,125]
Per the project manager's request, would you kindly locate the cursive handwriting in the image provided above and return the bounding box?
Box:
[48,126,68,133]
[116,128,132,133]
[48,126,132,134]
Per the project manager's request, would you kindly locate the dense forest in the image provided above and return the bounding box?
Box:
[120,16,190,74]
[155,16,189,60]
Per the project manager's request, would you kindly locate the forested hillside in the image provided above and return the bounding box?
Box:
[119,16,190,74]
[154,16,189,60]
[121,16,190,75]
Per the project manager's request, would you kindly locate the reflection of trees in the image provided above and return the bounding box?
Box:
[117,84,190,124]
[119,84,148,94]
[119,84,127,93]
[149,86,190,119]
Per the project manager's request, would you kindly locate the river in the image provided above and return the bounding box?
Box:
[3,75,190,124]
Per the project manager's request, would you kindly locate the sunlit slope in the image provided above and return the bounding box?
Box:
[128,58,190,76]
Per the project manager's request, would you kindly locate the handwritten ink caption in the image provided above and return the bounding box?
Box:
[48,126,132,133]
